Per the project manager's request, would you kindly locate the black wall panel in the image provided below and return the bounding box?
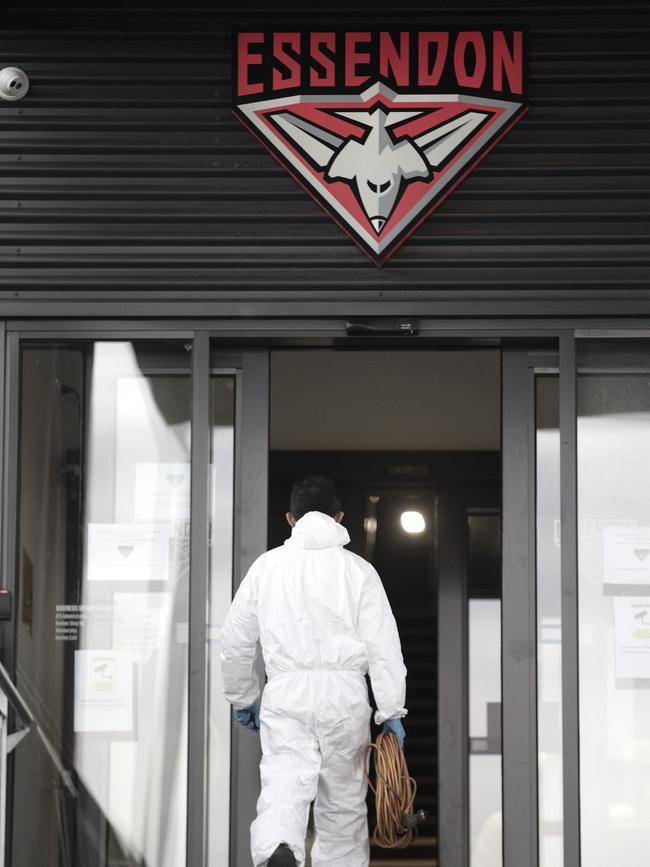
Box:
[0,2,648,314]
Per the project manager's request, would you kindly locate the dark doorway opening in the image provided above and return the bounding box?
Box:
[267,350,502,867]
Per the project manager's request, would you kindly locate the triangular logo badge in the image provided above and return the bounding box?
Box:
[234,31,527,265]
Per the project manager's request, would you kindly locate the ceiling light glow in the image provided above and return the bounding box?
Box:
[400,510,426,534]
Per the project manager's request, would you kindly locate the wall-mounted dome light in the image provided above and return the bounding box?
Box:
[0,67,30,101]
[400,510,425,534]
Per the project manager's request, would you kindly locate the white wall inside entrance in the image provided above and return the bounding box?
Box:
[271,349,500,450]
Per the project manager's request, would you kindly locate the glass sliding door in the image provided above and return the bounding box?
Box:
[13,340,192,867]
[576,339,650,866]
[5,335,269,867]
[4,328,589,867]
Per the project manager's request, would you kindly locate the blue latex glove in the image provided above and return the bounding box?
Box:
[234,702,261,733]
[382,717,406,748]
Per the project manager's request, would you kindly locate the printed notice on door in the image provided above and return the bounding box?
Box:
[614,597,650,678]
[87,523,171,582]
[134,463,191,521]
[603,526,650,585]
[112,591,172,655]
[74,649,134,732]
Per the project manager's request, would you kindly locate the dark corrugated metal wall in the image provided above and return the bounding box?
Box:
[0,2,649,312]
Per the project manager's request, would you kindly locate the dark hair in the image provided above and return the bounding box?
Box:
[289,475,342,520]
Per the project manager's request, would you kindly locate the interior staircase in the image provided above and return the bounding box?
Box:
[369,613,438,867]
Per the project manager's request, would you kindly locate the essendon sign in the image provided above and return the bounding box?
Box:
[233,30,527,265]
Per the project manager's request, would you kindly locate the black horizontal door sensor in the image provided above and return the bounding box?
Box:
[345,319,419,335]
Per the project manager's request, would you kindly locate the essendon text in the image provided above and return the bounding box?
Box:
[236,30,524,99]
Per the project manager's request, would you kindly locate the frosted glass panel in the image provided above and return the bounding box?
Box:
[577,342,650,867]
[14,342,191,867]
[470,755,503,867]
[469,595,502,867]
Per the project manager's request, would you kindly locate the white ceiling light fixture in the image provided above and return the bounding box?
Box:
[400,510,426,534]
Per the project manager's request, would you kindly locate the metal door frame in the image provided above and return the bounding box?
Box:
[0,317,644,867]
[501,346,549,867]
[189,341,271,867]
[224,349,269,867]
[437,479,501,867]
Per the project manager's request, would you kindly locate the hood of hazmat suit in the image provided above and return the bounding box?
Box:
[220,510,407,867]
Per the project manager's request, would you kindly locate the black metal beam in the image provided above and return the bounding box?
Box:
[229,349,269,867]
[501,348,539,867]
[437,485,469,867]
[559,332,581,867]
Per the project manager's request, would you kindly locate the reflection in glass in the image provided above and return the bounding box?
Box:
[468,514,502,867]
[14,342,191,867]
[578,341,650,866]
[536,375,563,867]
[207,377,236,866]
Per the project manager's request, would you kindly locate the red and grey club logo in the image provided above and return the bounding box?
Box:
[233,31,527,265]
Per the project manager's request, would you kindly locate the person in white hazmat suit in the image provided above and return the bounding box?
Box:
[220,475,408,867]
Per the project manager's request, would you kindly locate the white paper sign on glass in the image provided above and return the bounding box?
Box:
[87,523,171,582]
[74,649,134,732]
[134,463,191,521]
[135,462,224,521]
[112,591,172,656]
[614,597,650,678]
[603,526,650,585]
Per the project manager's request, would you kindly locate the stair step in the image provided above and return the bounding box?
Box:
[371,844,437,857]
[404,700,436,709]
[371,855,437,862]
[369,836,438,849]
[370,855,438,867]
[371,604,437,867]
[406,755,436,764]
[404,662,437,674]
[402,720,437,731]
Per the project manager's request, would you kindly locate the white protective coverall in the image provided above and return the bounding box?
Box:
[220,510,407,867]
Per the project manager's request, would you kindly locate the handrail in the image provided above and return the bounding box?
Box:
[0,661,33,726]
[0,660,77,797]
[0,661,78,867]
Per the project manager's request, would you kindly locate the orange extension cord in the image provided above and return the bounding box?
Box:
[365,731,419,849]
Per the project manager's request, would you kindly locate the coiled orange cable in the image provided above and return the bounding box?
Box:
[365,731,418,849]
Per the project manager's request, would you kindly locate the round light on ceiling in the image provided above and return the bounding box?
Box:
[400,511,426,534]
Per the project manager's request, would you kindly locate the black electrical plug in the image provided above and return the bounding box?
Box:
[402,809,430,830]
